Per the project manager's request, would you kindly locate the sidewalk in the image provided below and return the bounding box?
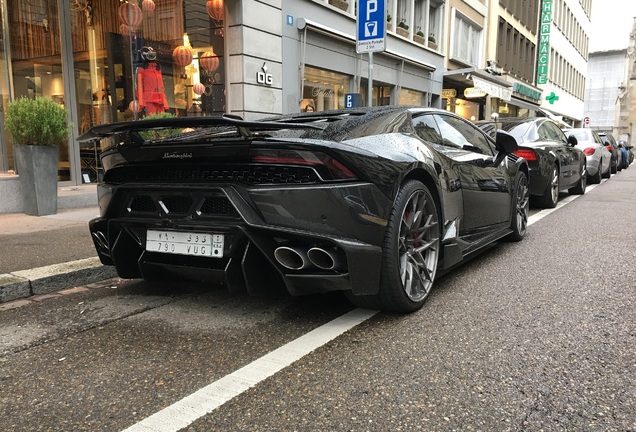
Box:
[0,185,117,303]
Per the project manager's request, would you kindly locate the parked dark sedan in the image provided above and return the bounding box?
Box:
[78,107,529,313]
[598,132,622,172]
[477,117,586,208]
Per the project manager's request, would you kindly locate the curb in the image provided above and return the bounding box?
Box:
[0,257,118,303]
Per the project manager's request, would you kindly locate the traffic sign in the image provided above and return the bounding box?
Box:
[345,93,363,108]
[356,0,385,53]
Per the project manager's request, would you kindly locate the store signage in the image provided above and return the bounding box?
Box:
[441,89,457,99]
[356,0,386,53]
[471,76,512,101]
[537,0,552,85]
[257,62,273,86]
[513,83,542,101]
[464,87,487,98]
[546,91,559,104]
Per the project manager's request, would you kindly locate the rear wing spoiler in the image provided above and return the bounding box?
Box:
[77,114,325,144]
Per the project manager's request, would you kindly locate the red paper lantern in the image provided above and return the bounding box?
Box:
[119,24,130,36]
[172,46,193,67]
[142,0,156,12]
[119,2,143,27]
[193,83,205,95]
[129,100,141,112]
[200,52,220,73]
[206,0,224,21]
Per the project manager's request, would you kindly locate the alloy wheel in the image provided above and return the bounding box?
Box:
[398,189,440,303]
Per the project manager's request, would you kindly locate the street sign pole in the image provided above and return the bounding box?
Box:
[368,52,373,107]
[356,0,385,108]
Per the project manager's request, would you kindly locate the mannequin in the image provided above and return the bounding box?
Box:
[136,47,169,114]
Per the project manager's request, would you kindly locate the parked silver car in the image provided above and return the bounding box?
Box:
[563,128,611,183]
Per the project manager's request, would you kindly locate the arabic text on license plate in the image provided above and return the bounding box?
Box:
[146,230,224,258]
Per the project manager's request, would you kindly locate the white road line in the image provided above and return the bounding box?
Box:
[123,176,607,431]
[121,308,378,432]
[528,180,603,226]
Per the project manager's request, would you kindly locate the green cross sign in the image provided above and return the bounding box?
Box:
[546,92,559,104]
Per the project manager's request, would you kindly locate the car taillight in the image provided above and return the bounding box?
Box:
[513,148,537,161]
[583,147,596,156]
[251,149,357,180]
[605,145,612,152]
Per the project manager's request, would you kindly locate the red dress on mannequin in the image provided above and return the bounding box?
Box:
[136,62,169,114]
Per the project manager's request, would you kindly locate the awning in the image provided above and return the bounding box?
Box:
[507,97,541,111]
[443,67,513,101]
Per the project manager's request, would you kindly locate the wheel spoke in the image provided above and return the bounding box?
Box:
[397,189,439,303]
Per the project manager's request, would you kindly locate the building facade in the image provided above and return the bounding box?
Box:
[536,0,591,126]
[584,49,627,135]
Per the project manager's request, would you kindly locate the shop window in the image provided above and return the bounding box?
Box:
[360,80,392,107]
[398,88,425,106]
[302,66,351,112]
[68,0,227,182]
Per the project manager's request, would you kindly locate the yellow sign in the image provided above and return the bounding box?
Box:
[442,89,457,99]
[464,87,487,98]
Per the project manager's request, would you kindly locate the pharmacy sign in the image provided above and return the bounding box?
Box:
[536,0,552,85]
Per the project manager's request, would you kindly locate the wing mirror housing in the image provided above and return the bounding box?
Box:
[567,135,578,146]
[495,130,518,154]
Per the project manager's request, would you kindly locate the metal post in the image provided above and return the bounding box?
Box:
[368,52,373,107]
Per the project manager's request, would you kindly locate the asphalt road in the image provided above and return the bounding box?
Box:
[1,170,634,432]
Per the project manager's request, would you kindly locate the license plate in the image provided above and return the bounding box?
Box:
[146,230,224,258]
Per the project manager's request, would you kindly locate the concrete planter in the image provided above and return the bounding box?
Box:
[413,34,425,45]
[14,145,58,216]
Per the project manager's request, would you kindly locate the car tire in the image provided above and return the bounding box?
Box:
[348,180,440,313]
[612,159,618,173]
[602,159,611,179]
[590,161,602,184]
[568,163,586,195]
[505,170,529,242]
[536,165,559,208]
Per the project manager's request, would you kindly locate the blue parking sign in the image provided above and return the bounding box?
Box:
[356,0,385,53]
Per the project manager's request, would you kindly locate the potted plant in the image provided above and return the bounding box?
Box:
[4,96,71,216]
[397,20,409,38]
[428,34,438,50]
[414,30,425,45]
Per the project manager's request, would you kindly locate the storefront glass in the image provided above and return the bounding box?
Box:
[0,0,11,172]
[302,66,350,112]
[491,98,532,118]
[70,0,226,182]
[5,0,69,179]
[360,79,391,107]
[398,88,425,106]
[444,97,480,121]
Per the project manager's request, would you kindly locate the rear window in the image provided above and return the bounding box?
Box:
[565,130,590,141]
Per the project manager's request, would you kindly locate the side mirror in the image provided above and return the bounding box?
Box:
[495,130,518,154]
[567,135,578,146]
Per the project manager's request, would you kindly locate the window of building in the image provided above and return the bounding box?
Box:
[387,0,444,49]
[450,9,482,66]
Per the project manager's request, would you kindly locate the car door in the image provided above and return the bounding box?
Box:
[539,120,576,187]
[431,114,511,232]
